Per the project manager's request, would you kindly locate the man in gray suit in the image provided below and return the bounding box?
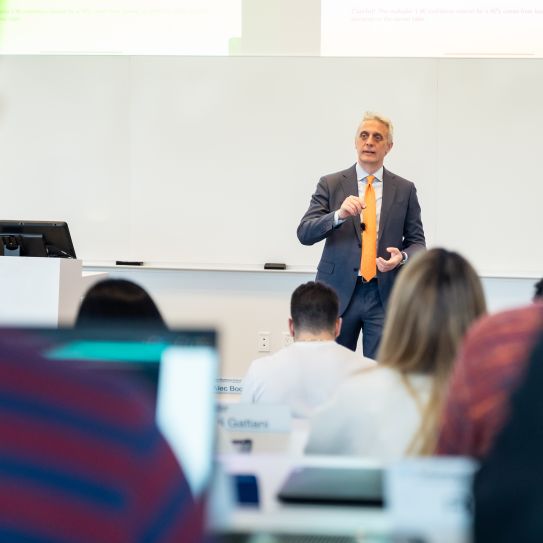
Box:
[297,112,426,359]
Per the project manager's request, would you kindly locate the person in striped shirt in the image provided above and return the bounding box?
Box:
[436,300,543,459]
[0,329,203,543]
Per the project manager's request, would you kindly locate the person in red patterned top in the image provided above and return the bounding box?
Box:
[436,300,543,459]
[0,329,204,543]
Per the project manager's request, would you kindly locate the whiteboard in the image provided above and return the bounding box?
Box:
[0,56,541,276]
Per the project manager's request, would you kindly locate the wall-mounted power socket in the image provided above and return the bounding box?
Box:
[257,331,271,352]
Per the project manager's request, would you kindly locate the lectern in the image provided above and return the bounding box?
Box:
[0,257,83,326]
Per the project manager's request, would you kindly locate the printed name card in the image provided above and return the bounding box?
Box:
[215,378,243,394]
[217,403,291,433]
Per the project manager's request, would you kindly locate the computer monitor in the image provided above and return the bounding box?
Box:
[0,325,219,499]
[0,220,76,258]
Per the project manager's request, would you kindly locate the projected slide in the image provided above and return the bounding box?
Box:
[322,0,543,58]
[0,0,241,54]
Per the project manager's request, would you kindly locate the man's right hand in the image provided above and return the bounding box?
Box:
[338,195,365,220]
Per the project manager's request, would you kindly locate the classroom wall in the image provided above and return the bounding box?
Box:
[1,55,542,277]
[83,266,539,381]
[1,54,540,381]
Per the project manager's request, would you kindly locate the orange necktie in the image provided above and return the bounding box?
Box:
[360,175,376,281]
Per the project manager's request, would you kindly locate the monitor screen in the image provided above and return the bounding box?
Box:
[0,220,76,258]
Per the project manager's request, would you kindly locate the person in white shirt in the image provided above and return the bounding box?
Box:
[240,281,375,418]
[305,248,486,461]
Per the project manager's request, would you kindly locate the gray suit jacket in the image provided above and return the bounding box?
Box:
[297,164,426,315]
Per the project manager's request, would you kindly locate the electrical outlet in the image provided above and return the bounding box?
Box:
[257,331,271,352]
[282,332,294,346]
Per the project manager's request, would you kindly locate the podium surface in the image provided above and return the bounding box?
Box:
[0,257,84,326]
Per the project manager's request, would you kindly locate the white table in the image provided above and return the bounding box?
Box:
[211,453,391,538]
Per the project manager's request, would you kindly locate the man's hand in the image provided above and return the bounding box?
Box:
[338,195,366,220]
[377,247,403,272]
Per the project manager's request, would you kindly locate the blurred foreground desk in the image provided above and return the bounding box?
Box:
[212,453,473,543]
[213,453,390,539]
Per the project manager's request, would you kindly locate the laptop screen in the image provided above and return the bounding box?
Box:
[156,345,218,497]
[0,326,219,499]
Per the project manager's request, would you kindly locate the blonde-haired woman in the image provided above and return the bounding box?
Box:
[305,248,486,460]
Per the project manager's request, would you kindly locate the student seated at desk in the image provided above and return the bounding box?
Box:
[474,331,543,542]
[436,285,543,459]
[240,281,375,418]
[76,278,167,329]
[305,248,486,461]
[0,329,202,543]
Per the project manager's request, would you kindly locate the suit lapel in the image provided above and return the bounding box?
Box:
[340,165,362,241]
[379,167,398,244]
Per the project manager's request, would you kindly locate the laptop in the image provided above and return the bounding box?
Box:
[277,466,384,507]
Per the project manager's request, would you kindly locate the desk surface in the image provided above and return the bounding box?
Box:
[213,453,391,538]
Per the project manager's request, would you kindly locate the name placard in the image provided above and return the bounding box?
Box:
[215,378,242,395]
[217,403,291,433]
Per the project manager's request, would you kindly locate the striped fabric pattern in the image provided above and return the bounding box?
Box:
[436,303,543,459]
[0,331,203,543]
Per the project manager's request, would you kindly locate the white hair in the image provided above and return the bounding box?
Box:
[355,112,394,144]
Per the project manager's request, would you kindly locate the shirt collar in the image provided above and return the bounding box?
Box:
[356,163,384,183]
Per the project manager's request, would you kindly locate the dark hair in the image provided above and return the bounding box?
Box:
[76,279,167,329]
[290,281,339,333]
[534,278,543,301]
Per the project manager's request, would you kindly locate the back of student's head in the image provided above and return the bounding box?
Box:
[379,248,486,453]
[291,281,339,335]
[534,278,543,301]
[76,279,167,329]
